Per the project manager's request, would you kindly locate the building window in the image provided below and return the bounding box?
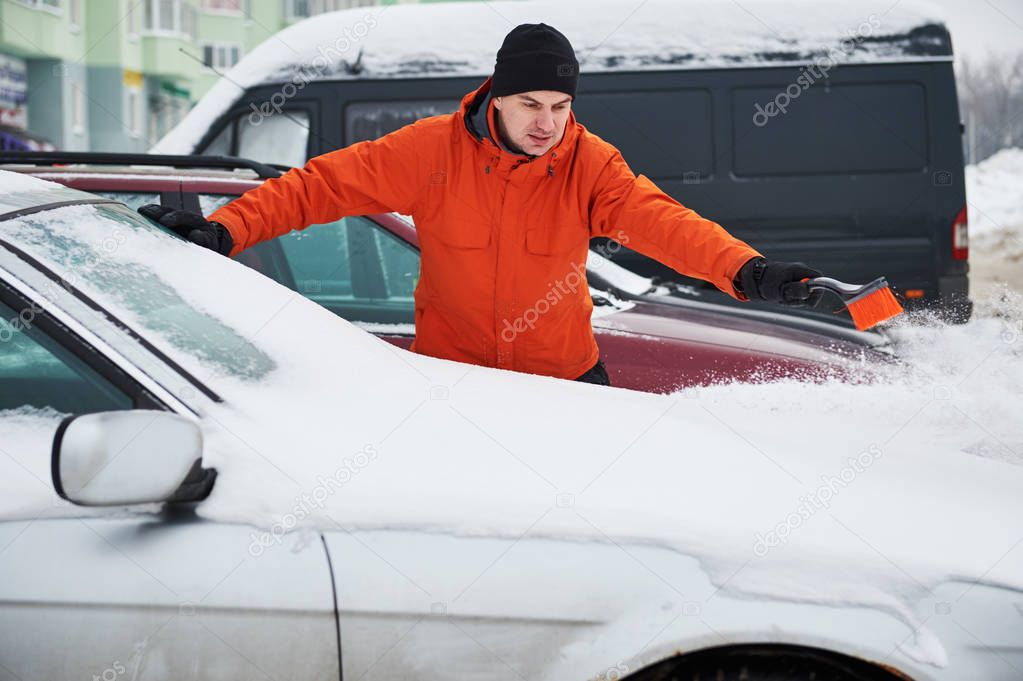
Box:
[182,3,196,39]
[202,43,241,70]
[69,0,81,28]
[16,0,63,10]
[284,0,309,20]
[287,0,359,17]
[144,0,193,37]
[202,0,241,12]
[127,1,140,38]
[71,81,84,134]
[158,0,174,29]
[127,89,142,137]
[285,0,363,20]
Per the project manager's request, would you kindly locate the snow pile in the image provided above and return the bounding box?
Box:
[965,147,1023,300]
[966,147,1023,236]
[2,199,1023,668]
[153,0,948,154]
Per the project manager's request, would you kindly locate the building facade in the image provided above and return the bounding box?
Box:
[0,0,458,152]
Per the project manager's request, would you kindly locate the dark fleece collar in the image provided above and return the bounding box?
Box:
[465,90,528,156]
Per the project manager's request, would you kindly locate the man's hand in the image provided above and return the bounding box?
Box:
[138,205,234,256]
[735,257,822,305]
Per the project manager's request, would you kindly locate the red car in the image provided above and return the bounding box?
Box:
[2,152,892,392]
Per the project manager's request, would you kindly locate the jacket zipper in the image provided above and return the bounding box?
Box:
[493,159,516,369]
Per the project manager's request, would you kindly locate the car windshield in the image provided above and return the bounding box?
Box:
[1,202,275,382]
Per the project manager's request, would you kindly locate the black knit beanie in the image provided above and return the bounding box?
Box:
[491,23,579,99]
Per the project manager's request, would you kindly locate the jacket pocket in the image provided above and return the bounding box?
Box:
[525,224,588,256]
[434,220,492,249]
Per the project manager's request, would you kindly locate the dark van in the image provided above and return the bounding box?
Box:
[154,0,970,322]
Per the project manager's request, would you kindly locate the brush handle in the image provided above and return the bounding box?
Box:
[801,276,891,302]
[806,277,869,295]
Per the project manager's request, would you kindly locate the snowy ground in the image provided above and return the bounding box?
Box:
[965,147,1023,311]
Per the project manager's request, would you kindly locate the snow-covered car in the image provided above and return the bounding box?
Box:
[0,152,890,392]
[2,174,1023,681]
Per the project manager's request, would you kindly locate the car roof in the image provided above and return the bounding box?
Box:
[1,165,264,181]
[0,170,100,217]
[0,154,269,197]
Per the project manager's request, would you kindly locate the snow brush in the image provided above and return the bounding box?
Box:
[804,276,904,330]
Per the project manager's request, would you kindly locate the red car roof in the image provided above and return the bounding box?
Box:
[8,165,889,392]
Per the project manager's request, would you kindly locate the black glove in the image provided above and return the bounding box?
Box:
[735,257,822,305]
[138,204,234,256]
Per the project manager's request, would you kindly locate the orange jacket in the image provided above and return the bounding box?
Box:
[210,78,762,380]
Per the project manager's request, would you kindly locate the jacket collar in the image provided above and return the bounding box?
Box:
[464,84,499,147]
[459,77,579,177]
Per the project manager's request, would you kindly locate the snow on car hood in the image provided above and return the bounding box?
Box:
[152,0,949,155]
[2,197,1022,667]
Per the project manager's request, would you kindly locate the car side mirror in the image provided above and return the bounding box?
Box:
[52,410,205,506]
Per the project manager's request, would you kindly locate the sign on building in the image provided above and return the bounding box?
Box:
[0,54,28,129]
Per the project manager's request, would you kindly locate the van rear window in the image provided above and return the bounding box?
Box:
[731,82,927,176]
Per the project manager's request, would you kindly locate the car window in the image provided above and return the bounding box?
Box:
[237,111,309,168]
[203,122,232,156]
[92,191,159,212]
[344,100,459,144]
[375,228,418,300]
[0,299,132,414]
[198,193,236,215]
[276,217,418,325]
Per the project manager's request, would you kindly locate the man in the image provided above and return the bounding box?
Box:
[141,23,821,386]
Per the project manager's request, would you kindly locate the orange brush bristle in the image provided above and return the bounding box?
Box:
[845,284,904,330]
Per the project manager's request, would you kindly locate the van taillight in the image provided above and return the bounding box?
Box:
[952,205,968,260]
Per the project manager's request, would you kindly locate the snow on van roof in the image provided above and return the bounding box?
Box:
[153,0,950,155]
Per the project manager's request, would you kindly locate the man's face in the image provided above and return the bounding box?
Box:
[493,90,572,156]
